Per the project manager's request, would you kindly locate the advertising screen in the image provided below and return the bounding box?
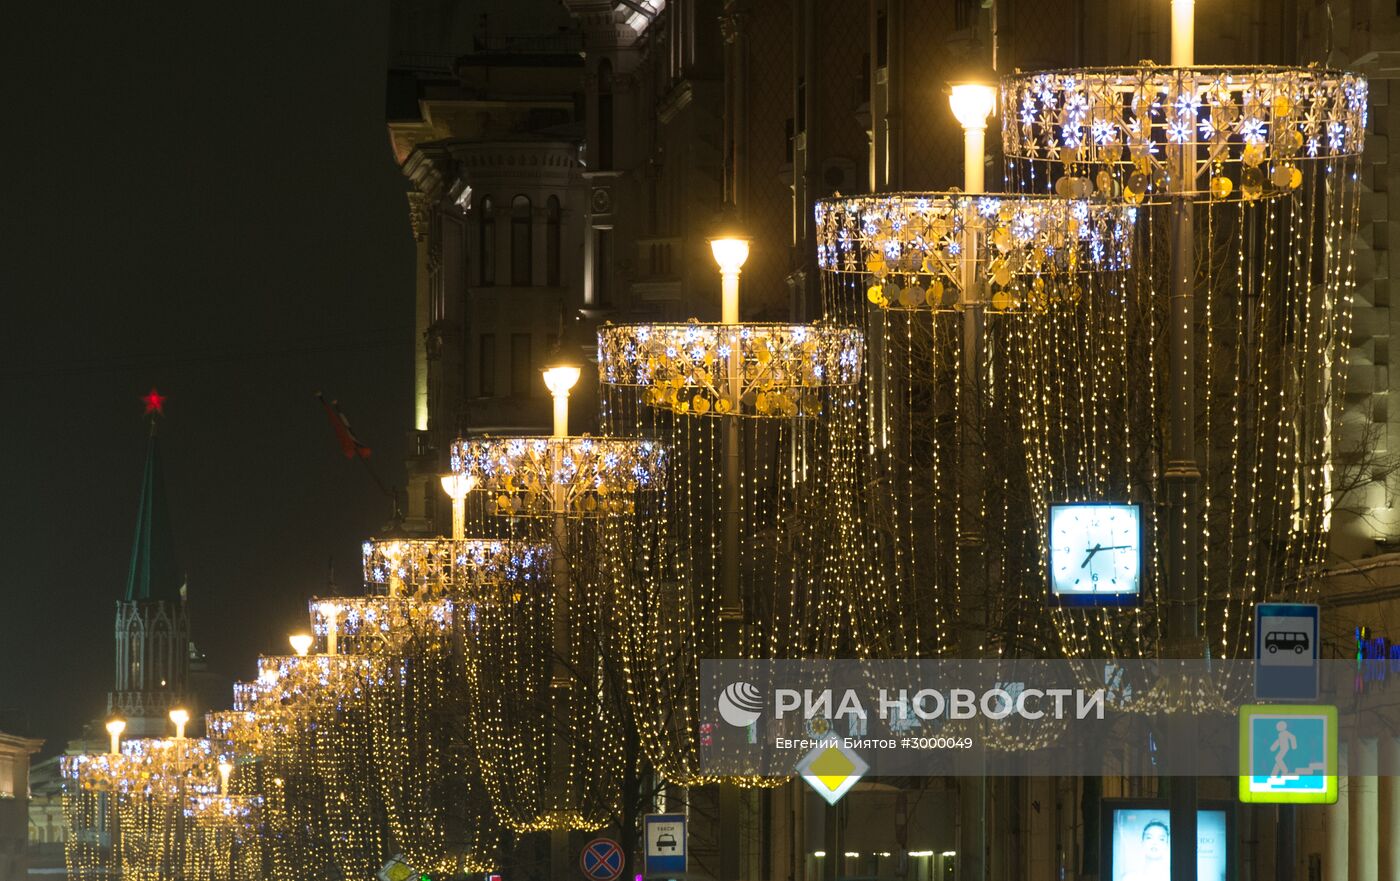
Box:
[1106,805,1230,881]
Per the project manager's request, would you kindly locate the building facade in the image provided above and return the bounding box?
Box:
[0,732,43,881]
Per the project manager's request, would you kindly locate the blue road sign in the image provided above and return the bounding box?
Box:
[1238,704,1339,804]
[643,813,687,877]
[1254,603,1320,701]
[580,838,624,881]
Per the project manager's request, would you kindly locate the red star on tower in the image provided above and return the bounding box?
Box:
[142,388,167,416]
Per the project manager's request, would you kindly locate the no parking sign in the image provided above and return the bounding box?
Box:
[579,837,625,881]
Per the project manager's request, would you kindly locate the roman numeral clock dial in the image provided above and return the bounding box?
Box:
[1048,503,1142,607]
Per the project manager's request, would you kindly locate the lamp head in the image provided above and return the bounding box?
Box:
[708,236,751,274]
[440,473,476,501]
[105,718,126,737]
[318,601,341,621]
[218,760,234,777]
[168,707,190,732]
[289,633,314,657]
[541,365,582,397]
[948,81,997,131]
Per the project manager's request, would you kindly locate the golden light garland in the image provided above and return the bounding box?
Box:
[815,193,1136,311]
[597,321,864,417]
[1002,66,1367,202]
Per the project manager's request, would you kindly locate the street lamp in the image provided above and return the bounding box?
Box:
[1171,0,1195,66]
[318,602,341,656]
[289,633,313,657]
[708,235,751,324]
[948,81,996,193]
[217,760,233,796]
[105,718,126,755]
[541,364,582,439]
[169,707,190,740]
[439,473,476,540]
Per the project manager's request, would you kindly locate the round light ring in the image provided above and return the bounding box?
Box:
[597,321,864,418]
[1001,66,1367,203]
[451,435,668,518]
[815,193,1137,312]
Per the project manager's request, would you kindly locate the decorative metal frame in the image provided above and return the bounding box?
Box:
[308,595,454,652]
[361,537,550,595]
[61,738,222,797]
[815,194,1136,311]
[451,435,667,517]
[248,654,381,722]
[1001,65,1367,202]
[597,321,864,417]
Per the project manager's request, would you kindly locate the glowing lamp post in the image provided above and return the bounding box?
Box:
[319,602,341,656]
[542,365,582,439]
[105,718,126,756]
[708,235,750,325]
[169,707,190,741]
[1171,0,1195,66]
[439,473,476,541]
[948,82,996,193]
[288,633,313,658]
[217,760,233,796]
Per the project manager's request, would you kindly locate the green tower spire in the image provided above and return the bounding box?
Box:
[125,390,181,602]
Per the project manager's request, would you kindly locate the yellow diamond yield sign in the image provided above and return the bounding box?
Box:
[796,742,868,805]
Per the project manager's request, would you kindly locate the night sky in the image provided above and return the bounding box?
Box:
[0,3,415,753]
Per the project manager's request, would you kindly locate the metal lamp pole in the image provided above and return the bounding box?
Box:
[542,364,582,877]
[1165,5,1202,881]
[949,81,997,881]
[711,234,750,881]
[105,719,125,879]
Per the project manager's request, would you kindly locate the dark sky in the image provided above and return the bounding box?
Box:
[0,3,415,752]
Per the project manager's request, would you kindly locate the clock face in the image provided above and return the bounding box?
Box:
[1049,503,1141,606]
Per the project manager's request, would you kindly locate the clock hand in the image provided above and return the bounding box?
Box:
[1081,544,1102,569]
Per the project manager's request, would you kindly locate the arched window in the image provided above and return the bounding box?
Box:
[479,196,496,287]
[126,620,144,689]
[511,195,532,286]
[598,59,614,171]
[546,196,561,287]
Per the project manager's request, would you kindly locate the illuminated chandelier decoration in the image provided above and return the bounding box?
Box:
[597,321,862,417]
[597,235,871,787]
[182,760,263,881]
[1002,66,1367,203]
[361,536,549,598]
[996,1,1366,661]
[451,434,665,517]
[815,193,1136,312]
[308,595,455,655]
[62,714,235,881]
[811,78,1145,664]
[447,366,660,832]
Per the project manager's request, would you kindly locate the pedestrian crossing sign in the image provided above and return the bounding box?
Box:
[1238,704,1338,804]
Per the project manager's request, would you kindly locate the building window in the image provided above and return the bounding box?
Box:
[511,333,533,397]
[511,195,532,286]
[479,334,496,397]
[546,196,561,286]
[594,229,612,305]
[479,196,496,287]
